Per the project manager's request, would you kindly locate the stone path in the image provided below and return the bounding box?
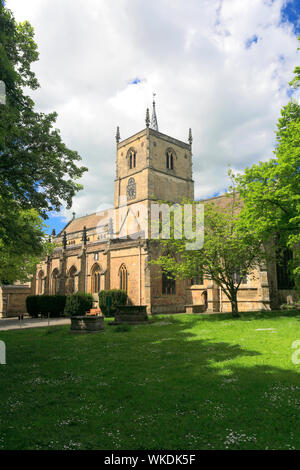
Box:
[0,317,70,331]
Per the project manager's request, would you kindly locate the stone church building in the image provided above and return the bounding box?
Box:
[1,103,296,317]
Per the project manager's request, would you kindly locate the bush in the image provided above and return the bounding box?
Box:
[64,293,94,317]
[26,295,67,318]
[26,296,40,318]
[98,290,128,317]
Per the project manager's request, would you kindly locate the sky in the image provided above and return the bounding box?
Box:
[5,0,300,235]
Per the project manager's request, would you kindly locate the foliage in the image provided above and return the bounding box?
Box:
[289,36,300,90]
[98,290,128,317]
[235,100,300,282]
[0,4,87,282]
[26,295,66,318]
[0,199,53,283]
[151,192,265,317]
[64,293,94,317]
[236,41,300,284]
[25,295,39,318]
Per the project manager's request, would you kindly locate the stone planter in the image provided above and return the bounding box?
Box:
[70,315,104,333]
[114,305,148,324]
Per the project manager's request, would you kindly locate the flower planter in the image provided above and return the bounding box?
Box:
[114,305,148,324]
[70,315,104,333]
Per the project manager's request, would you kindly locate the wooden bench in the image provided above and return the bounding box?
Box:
[86,308,102,317]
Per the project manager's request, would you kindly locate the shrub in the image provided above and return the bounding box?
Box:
[64,293,94,317]
[98,290,128,317]
[26,296,40,318]
[26,295,67,318]
[45,295,66,317]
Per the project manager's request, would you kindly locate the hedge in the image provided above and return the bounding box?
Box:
[26,295,66,318]
[26,296,40,318]
[64,293,94,317]
[98,290,128,317]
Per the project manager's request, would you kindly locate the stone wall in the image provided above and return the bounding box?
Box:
[0,284,32,318]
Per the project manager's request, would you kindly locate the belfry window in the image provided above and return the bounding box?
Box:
[128,149,136,169]
[119,264,128,293]
[166,149,174,170]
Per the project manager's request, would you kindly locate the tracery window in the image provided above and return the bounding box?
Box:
[51,269,59,295]
[127,177,136,201]
[67,266,77,294]
[162,271,176,295]
[119,264,128,293]
[91,264,102,294]
[191,268,204,286]
[38,270,45,295]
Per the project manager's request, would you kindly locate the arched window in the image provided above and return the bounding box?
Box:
[37,270,45,295]
[128,148,137,169]
[127,177,136,201]
[91,264,102,294]
[119,264,128,293]
[51,269,60,295]
[162,270,176,295]
[67,266,77,294]
[166,149,175,170]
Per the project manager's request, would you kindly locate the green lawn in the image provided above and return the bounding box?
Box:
[1,311,300,450]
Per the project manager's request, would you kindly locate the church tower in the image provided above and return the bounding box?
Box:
[114,99,194,220]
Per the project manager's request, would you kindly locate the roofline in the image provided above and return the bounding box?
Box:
[56,209,114,238]
[118,127,191,150]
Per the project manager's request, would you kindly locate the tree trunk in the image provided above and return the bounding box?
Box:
[231,292,240,318]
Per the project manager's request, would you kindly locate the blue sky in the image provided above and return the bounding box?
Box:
[281,0,300,35]
[5,0,300,236]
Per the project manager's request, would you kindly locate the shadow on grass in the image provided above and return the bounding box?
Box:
[1,313,300,450]
[151,309,300,323]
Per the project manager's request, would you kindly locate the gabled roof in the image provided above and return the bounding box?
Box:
[58,209,113,236]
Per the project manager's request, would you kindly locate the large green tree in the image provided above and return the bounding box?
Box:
[151,193,265,317]
[236,103,300,281]
[0,197,52,284]
[0,4,87,282]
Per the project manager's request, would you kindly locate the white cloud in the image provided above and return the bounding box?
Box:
[5,0,300,219]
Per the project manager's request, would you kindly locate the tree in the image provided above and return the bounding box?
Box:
[236,101,300,282]
[0,4,87,281]
[151,192,265,317]
[0,196,52,284]
[289,36,300,89]
[0,4,87,216]
[236,39,300,284]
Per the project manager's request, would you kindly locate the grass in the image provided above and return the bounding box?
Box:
[1,310,300,450]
